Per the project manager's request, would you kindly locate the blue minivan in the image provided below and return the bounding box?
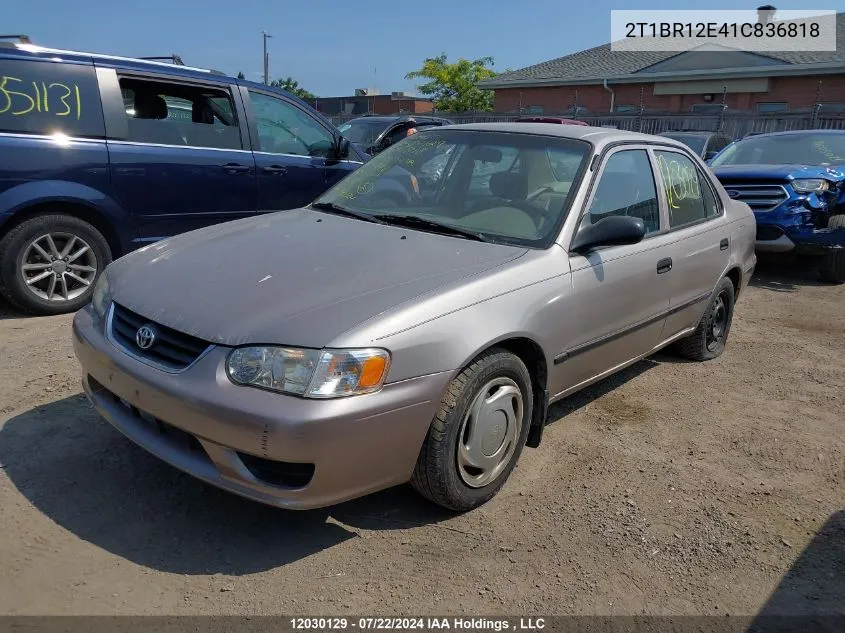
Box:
[0,39,368,314]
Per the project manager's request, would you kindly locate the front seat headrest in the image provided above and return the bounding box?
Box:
[134,93,169,120]
[489,171,528,201]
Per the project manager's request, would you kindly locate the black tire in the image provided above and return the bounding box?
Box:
[0,214,112,315]
[819,214,845,284]
[675,277,735,361]
[411,349,533,512]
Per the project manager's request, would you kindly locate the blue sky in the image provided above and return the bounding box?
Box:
[10,0,843,97]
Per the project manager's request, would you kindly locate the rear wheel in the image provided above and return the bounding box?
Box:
[675,277,735,361]
[819,214,845,284]
[0,214,111,315]
[411,349,533,511]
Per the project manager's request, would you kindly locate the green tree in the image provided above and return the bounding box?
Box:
[270,77,316,101]
[405,54,496,112]
[237,71,245,79]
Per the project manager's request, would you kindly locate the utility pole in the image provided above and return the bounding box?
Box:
[262,31,273,85]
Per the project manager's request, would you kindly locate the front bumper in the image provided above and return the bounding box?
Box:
[755,224,845,255]
[72,307,451,510]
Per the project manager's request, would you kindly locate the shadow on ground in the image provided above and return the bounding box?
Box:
[749,255,834,294]
[547,358,660,424]
[0,394,454,576]
[748,509,845,630]
[0,297,28,321]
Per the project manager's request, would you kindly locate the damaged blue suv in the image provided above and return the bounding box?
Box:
[709,130,845,283]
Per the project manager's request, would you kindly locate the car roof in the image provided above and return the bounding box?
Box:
[348,115,450,124]
[734,128,845,140]
[660,131,717,137]
[439,122,691,148]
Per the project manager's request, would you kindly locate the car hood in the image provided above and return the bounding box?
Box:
[711,164,845,182]
[107,209,527,348]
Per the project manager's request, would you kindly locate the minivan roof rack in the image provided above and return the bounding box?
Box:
[0,34,32,43]
[10,42,219,75]
[139,54,185,66]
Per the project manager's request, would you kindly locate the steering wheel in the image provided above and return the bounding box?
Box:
[465,197,552,228]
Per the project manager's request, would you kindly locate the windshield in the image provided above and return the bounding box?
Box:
[313,129,591,247]
[710,133,845,167]
[337,119,391,146]
[660,133,707,154]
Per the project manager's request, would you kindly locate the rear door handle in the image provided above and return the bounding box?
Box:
[222,163,250,174]
[720,238,729,251]
[261,165,288,175]
[657,257,673,274]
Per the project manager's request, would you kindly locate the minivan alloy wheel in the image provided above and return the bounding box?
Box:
[20,232,98,302]
[457,377,524,488]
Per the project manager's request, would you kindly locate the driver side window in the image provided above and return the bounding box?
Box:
[248,91,334,158]
[582,149,660,234]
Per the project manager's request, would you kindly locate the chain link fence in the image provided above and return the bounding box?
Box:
[324,110,845,139]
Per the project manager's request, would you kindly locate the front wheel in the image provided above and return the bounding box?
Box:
[411,349,533,511]
[0,214,111,315]
[819,214,845,284]
[674,277,736,361]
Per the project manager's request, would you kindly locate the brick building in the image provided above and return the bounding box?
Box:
[311,91,434,118]
[479,10,845,116]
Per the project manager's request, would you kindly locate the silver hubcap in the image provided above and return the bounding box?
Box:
[20,232,97,302]
[457,377,524,488]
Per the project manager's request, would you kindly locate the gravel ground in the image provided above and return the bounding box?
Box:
[0,258,842,616]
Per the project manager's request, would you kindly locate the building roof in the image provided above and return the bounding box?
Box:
[480,12,845,88]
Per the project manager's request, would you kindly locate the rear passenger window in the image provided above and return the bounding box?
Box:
[583,149,660,234]
[655,150,709,227]
[118,77,240,150]
[0,59,104,137]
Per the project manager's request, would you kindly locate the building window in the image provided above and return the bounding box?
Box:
[614,104,637,113]
[819,103,845,113]
[526,105,544,114]
[691,103,727,114]
[757,102,788,113]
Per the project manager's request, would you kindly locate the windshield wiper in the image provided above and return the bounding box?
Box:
[374,214,489,242]
[310,202,387,224]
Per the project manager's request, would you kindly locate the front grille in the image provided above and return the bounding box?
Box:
[109,303,211,371]
[756,225,784,241]
[722,183,789,212]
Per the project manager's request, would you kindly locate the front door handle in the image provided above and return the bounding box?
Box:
[261,165,288,175]
[720,238,729,251]
[222,163,250,174]
[657,257,673,274]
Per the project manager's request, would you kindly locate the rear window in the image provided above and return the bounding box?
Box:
[0,58,104,137]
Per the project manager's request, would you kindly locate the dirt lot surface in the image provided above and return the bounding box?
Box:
[0,260,842,617]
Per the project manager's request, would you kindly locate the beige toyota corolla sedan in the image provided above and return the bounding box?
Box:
[73,123,756,511]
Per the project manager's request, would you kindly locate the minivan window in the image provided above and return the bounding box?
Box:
[0,59,105,138]
[248,91,335,158]
[118,77,241,150]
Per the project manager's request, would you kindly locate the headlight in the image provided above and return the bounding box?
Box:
[792,179,830,194]
[226,347,390,398]
[90,273,112,319]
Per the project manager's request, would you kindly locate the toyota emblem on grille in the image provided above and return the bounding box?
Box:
[135,324,158,350]
[727,190,741,199]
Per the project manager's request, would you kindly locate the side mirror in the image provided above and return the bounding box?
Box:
[704,150,718,161]
[333,136,350,160]
[570,215,646,253]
